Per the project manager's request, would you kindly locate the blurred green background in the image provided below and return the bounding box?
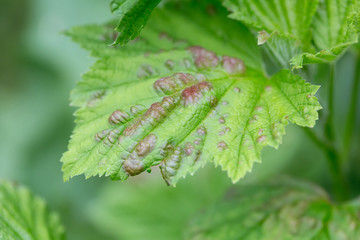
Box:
[0,0,359,239]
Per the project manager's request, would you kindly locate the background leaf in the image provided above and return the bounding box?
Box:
[292,0,360,68]
[0,180,65,240]
[223,0,319,42]
[223,0,360,69]
[186,179,360,240]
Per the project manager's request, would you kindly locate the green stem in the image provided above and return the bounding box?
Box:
[324,63,350,201]
[325,63,335,143]
[343,52,360,159]
[303,128,330,151]
[305,62,350,202]
[304,128,348,201]
[325,145,349,201]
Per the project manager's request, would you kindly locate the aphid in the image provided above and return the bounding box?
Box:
[100,129,121,147]
[161,96,177,110]
[130,105,145,115]
[87,90,106,107]
[160,142,174,156]
[160,147,183,185]
[94,129,111,142]
[234,87,241,93]
[222,56,245,74]
[144,102,166,121]
[185,143,194,155]
[196,126,207,136]
[181,81,213,106]
[257,135,266,143]
[165,59,175,70]
[258,129,264,135]
[188,46,219,69]
[219,117,225,124]
[123,96,178,137]
[183,58,192,68]
[224,127,231,133]
[123,159,145,176]
[137,64,155,78]
[108,110,129,125]
[217,141,228,151]
[135,134,157,157]
[153,72,197,95]
[196,73,206,81]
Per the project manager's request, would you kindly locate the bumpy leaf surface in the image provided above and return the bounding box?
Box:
[110,0,161,46]
[62,2,320,185]
[186,180,360,240]
[0,180,65,240]
[224,0,360,68]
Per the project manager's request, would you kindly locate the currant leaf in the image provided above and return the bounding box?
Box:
[62,2,320,185]
[257,31,302,71]
[186,179,360,240]
[0,180,65,240]
[223,0,360,69]
[110,0,161,46]
[223,0,319,42]
[291,0,360,68]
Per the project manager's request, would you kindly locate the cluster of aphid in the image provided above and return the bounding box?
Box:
[189,46,246,74]
[159,125,207,185]
[94,104,146,146]
[92,45,248,183]
[137,45,246,82]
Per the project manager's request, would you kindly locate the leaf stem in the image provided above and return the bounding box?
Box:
[325,63,335,143]
[305,62,350,202]
[304,127,348,201]
[324,63,350,201]
[303,128,330,151]
[343,52,360,159]
[325,145,349,201]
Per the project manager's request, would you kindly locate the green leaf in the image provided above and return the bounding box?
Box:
[62,2,321,185]
[186,179,360,240]
[110,0,162,46]
[223,0,360,69]
[291,0,360,68]
[223,0,319,42]
[223,0,318,69]
[257,31,302,71]
[0,180,65,240]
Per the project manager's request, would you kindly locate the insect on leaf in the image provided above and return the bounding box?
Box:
[62,1,321,186]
